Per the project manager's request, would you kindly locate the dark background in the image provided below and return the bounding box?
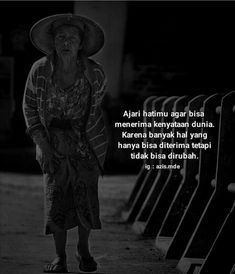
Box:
[0,1,235,174]
[125,1,235,93]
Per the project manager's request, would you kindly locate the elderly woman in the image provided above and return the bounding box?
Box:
[22,14,108,273]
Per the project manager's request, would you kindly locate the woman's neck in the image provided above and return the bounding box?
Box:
[57,56,78,73]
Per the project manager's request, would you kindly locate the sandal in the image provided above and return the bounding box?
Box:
[43,256,68,273]
[75,251,97,273]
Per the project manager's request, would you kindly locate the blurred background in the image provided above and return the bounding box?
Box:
[1,1,235,174]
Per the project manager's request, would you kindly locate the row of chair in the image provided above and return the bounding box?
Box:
[121,91,235,274]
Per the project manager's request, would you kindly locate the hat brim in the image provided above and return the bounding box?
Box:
[30,13,105,56]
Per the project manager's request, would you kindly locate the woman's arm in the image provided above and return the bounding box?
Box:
[22,64,56,173]
[94,65,107,107]
[22,64,46,141]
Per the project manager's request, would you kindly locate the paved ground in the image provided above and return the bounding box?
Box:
[0,172,180,274]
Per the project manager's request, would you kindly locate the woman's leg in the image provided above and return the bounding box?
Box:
[77,225,91,258]
[76,225,98,272]
[44,231,68,272]
[53,230,67,258]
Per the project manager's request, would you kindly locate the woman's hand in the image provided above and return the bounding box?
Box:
[41,142,64,174]
[41,142,56,174]
[32,130,63,174]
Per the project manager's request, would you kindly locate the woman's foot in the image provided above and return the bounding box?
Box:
[43,256,68,273]
[75,247,97,273]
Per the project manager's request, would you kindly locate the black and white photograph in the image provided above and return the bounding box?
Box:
[0,1,234,274]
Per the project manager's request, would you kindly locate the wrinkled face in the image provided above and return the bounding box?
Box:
[54,25,82,59]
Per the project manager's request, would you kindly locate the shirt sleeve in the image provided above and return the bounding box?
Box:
[22,64,45,140]
[94,65,107,106]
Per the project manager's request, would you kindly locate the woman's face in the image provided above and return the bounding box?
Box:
[54,25,82,60]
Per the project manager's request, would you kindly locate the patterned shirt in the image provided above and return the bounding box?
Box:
[22,55,108,173]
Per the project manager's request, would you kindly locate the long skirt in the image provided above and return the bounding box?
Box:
[41,129,101,235]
